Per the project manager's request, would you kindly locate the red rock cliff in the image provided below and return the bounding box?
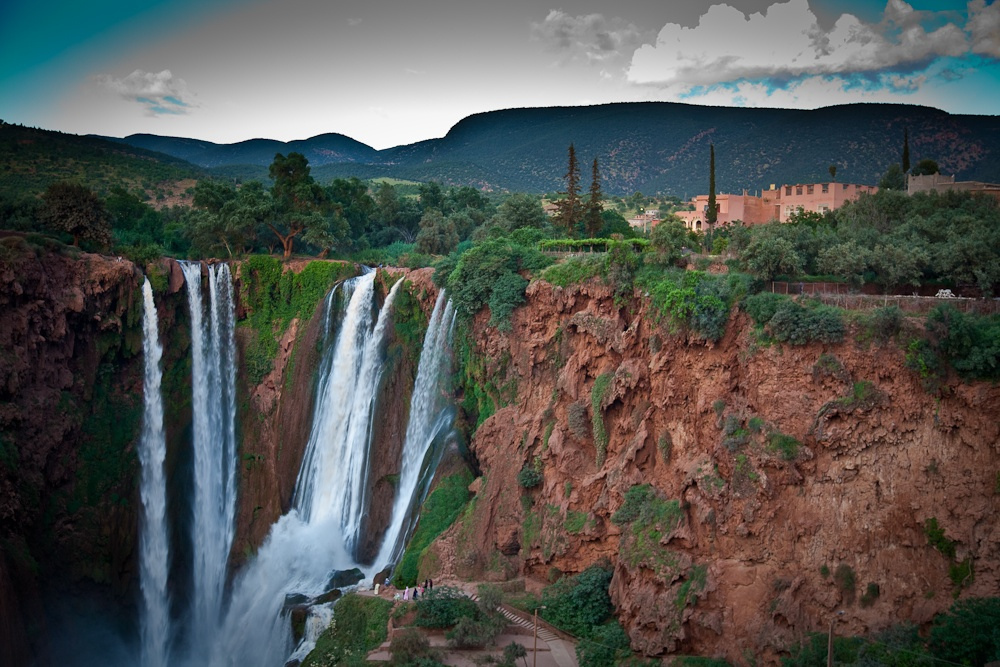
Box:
[429,277,1000,663]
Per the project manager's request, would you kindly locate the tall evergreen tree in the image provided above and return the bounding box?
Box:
[902,127,911,173]
[584,157,604,237]
[555,143,582,235]
[707,144,718,228]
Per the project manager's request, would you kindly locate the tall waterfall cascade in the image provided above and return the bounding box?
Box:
[131,265,456,667]
[374,290,456,569]
[138,278,170,667]
[180,261,239,659]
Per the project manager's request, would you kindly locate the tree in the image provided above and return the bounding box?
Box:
[415,209,459,255]
[929,597,1000,666]
[326,177,376,241]
[902,127,911,173]
[554,143,582,235]
[707,143,718,229]
[871,243,928,293]
[741,236,803,281]
[267,152,339,259]
[647,217,690,267]
[817,240,872,289]
[583,157,604,237]
[912,158,939,176]
[495,193,546,231]
[879,164,906,191]
[40,182,111,248]
[828,165,837,182]
[418,181,445,212]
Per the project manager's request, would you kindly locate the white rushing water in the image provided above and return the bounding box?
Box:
[373,290,456,570]
[138,278,170,667]
[294,272,403,552]
[180,262,239,659]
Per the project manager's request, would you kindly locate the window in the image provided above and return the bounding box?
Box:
[821,184,829,193]
[796,186,803,195]
[807,185,814,195]
[785,186,792,195]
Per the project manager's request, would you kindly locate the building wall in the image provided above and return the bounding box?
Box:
[773,182,877,222]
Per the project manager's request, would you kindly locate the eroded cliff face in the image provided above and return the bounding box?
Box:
[428,278,1000,663]
[0,235,146,665]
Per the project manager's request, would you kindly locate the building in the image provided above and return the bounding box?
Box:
[766,182,877,222]
[674,181,878,230]
[627,212,659,233]
[675,191,775,231]
[907,173,1000,202]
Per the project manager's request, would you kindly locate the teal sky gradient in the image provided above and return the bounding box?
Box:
[1,0,996,148]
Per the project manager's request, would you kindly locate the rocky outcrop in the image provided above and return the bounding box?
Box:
[428,277,1000,663]
[0,234,146,662]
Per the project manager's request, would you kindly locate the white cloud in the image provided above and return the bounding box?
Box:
[347,17,362,27]
[95,69,194,116]
[968,0,1000,57]
[627,0,980,87]
[530,10,654,66]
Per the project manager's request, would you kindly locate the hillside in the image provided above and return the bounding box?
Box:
[109,102,1000,196]
[0,122,204,199]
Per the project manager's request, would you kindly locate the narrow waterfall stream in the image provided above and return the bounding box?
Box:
[138,278,170,667]
[180,261,239,660]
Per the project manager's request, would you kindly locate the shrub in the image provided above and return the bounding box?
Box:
[541,255,604,287]
[567,401,590,440]
[928,597,1000,666]
[742,292,788,327]
[389,627,440,666]
[860,583,880,607]
[576,621,632,667]
[540,565,614,637]
[866,305,903,345]
[414,586,479,628]
[591,373,614,466]
[517,465,542,489]
[488,272,529,331]
[924,517,957,559]
[834,564,856,602]
[768,300,845,345]
[767,432,801,461]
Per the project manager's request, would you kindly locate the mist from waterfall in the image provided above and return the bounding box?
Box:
[138,278,170,667]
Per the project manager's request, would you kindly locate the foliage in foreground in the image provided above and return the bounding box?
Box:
[302,594,393,667]
[394,471,473,587]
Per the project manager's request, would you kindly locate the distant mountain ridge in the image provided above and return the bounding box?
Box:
[107,102,1000,196]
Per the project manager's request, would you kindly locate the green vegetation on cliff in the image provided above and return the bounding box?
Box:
[238,256,355,384]
[302,593,392,667]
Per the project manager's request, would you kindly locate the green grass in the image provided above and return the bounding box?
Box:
[394,470,474,587]
[302,594,392,667]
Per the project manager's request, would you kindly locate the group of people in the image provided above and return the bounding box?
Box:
[373,577,435,601]
[400,579,433,601]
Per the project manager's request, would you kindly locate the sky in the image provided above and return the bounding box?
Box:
[1,0,997,149]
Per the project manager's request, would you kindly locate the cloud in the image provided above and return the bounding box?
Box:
[530,10,655,66]
[347,18,363,27]
[95,69,194,116]
[627,0,985,88]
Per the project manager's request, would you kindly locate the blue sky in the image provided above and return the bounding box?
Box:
[1,0,997,149]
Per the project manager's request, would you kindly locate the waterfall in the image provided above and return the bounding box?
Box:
[208,271,403,666]
[294,271,403,555]
[138,278,170,667]
[373,290,457,571]
[180,262,238,657]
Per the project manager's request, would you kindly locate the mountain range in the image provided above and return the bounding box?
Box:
[16,101,1000,197]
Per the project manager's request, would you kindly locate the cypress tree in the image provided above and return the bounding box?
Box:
[902,127,910,173]
[707,143,718,228]
[584,157,604,237]
[555,143,582,235]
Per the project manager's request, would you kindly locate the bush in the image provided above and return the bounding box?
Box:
[767,432,801,460]
[517,465,542,488]
[487,272,528,331]
[303,593,392,667]
[389,627,441,666]
[928,597,1000,666]
[768,300,845,345]
[540,255,604,287]
[591,373,614,466]
[414,586,479,628]
[576,621,632,667]
[540,565,615,637]
[865,305,903,344]
[834,563,856,603]
[742,292,788,327]
[567,401,590,440]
